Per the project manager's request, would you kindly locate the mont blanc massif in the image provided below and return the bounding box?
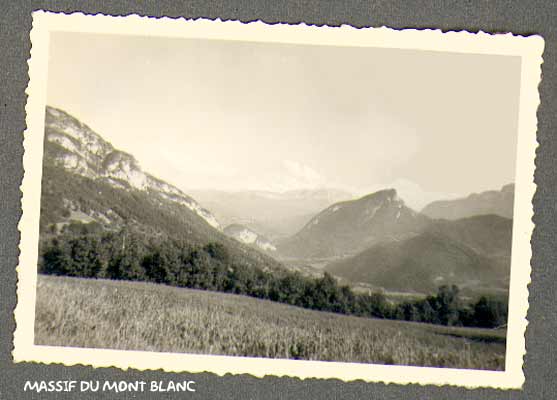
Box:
[39,105,514,306]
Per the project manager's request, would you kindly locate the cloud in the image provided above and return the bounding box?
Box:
[261,160,327,192]
[281,160,325,187]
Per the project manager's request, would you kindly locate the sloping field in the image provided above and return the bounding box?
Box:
[34,274,506,370]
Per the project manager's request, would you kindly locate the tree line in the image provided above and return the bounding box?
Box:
[40,226,508,329]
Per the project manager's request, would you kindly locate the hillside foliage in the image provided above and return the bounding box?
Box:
[39,226,508,329]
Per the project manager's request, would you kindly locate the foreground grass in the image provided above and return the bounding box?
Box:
[35,274,506,370]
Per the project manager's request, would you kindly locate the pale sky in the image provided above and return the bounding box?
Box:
[46,32,521,209]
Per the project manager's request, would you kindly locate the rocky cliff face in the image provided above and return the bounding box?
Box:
[223,224,277,252]
[44,106,220,229]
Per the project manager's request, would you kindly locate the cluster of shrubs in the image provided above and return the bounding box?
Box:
[40,226,508,329]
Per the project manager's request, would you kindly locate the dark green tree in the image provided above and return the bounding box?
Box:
[473,296,508,328]
[41,239,71,275]
[435,285,461,326]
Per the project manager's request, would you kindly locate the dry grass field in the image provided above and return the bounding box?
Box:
[34,274,506,370]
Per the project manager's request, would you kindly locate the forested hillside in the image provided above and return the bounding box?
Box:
[40,227,507,328]
[326,214,512,294]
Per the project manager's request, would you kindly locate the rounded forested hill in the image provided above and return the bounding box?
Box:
[326,215,512,295]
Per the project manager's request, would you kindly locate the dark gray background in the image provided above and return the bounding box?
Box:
[1,1,555,399]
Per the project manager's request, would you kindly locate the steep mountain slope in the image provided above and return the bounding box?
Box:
[326,215,512,294]
[421,184,514,220]
[39,106,282,271]
[277,189,431,259]
[189,189,352,239]
[43,106,220,229]
[223,224,276,252]
[427,215,513,258]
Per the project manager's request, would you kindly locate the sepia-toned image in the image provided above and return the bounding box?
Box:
[14,12,543,389]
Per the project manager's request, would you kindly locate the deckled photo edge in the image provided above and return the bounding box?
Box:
[504,27,544,381]
[13,10,545,390]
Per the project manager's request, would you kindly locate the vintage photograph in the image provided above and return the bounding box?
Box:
[14,12,543,388]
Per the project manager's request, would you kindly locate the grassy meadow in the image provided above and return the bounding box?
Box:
[34,274,506,370]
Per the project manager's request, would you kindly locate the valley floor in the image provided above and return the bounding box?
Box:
[34,274,506,370]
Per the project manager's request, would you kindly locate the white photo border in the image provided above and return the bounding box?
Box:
[13,11,544,389]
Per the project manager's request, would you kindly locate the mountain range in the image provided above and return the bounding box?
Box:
[39,105,514,297]
[273,186,513,295]
[40,106,282,272]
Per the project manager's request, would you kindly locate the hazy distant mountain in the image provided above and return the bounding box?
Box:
[40,106,282,271]
[421,184,514,220]
[326,214,512,294]
[223,224,276,252]
[277,189,431,259]
[189,188,352,239]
